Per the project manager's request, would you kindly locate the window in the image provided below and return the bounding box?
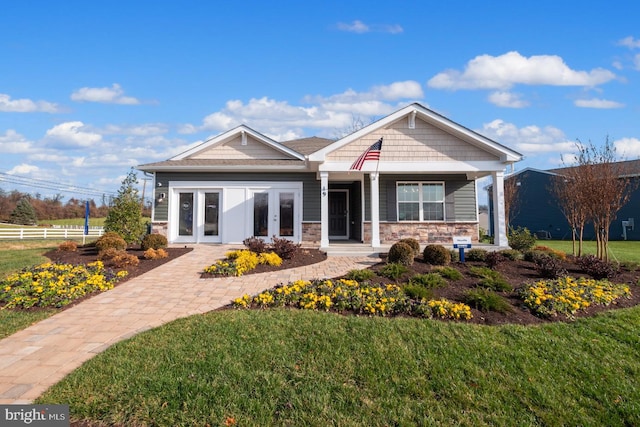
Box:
[397,182,445,221]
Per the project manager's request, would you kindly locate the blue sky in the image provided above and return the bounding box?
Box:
[2,0,640,204]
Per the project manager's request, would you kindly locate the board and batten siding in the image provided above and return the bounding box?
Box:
[153,172,321,222]
[364,174,477,222]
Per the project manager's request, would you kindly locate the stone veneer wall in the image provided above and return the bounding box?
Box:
[302,222,321,245]
[363,222,479,244]
[151,222,168,237]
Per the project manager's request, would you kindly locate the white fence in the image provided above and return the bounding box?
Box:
[0,227,105,240]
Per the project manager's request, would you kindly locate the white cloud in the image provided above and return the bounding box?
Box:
[7,163,40,175]
[634,54,640,71]
[45,121,103,148]
[100,123,169,136]
[0,94,60,113]
[70,83,140,104]
[614,137,640,157]
[574,98,624,108]
[488,91,529,108]
[618,36,640,49]
[336,20,403,34]
[479,119,576,155]
[428,51,616,90]
[0,130,34,153]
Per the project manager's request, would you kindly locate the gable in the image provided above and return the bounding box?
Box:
[189,133,298,160]
[327,117,499,163]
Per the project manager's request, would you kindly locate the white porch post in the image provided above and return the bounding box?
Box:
[492,170,509,247]
[320,171,329,249]
[370,172,381,248]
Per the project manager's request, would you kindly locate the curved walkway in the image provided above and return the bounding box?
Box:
[0,245,379,404]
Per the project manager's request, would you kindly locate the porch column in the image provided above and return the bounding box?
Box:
[370,172,381,247]
[492,170,508,247]
[320,171,329,249]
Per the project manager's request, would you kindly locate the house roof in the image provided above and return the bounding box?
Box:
[281,136,334,155]
[138,158,306,172]
[549,158,640,177]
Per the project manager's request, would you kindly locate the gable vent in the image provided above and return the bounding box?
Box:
[241,130,247,146]
[408,110,416,129]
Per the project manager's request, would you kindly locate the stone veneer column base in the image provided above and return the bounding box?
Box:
[151,222,168,237]
[302,222,321,245]
[363,222,479,245]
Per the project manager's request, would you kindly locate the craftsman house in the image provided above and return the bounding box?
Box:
[138,103,523,250]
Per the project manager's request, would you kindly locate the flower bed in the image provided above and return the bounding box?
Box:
[1,261,127,309]
[204,250,282,277]
[233,278,472,320]
[521,276,631,318]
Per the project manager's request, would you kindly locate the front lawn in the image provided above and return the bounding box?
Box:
[37,308,640,426]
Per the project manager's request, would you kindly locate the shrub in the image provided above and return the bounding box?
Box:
[402,284,433,301]
[463,288,513,314]
[408,273,448,289]
[576,255,620,280]
[103,169,145,244]
[270,236,301,260]
[533,245,567,260]
[508,226,536,252]
[465,248,488,262]
[534,254,567,279]
[96,232,127,252]
[432,266,463,281]
[498,249,523,261]
[141,234,168,250]
[58,241,78,252]
[111,251,140,268]
[143,248,168,259]
[398,238,421,256]
[243,237,267,254]
[257,252,283,267]
[388,242,415,266]
[523,249,547,264]
[449,249,460,263]
[470,266,512,292]
[345,269,375,281]
[422,244,451,266]
[378,263,409,280]
[485,251,506,268]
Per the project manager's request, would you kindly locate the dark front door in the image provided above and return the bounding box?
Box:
[329,190,348,238]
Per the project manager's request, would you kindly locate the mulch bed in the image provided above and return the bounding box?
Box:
[43,245,640,326]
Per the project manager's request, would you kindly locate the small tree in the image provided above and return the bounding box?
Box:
[104,169,145,244]
[551,166,590,256]
[503,175,520,230]
[10,197,38,225]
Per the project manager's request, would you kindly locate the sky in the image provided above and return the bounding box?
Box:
[2,0,640,205]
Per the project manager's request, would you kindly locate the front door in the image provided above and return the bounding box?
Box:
[329,190,349,239]
[252,189,299,242]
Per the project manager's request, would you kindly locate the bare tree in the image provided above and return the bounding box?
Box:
[503,175,520,230]
[551,169,589,256]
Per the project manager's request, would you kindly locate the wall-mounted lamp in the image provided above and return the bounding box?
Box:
[157,182,162,187]
[321,186,327,197]
[157,192,166,203]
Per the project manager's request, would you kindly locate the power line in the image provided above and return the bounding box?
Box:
[0,172,118,199]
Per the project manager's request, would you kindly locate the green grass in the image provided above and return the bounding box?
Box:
[0,241,56,278]
[0,309,58,339]
[542,240,640,263]
[37,308,640,426]
[42,218,107,227]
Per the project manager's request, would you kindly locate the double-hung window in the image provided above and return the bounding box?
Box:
[397,182,445,221]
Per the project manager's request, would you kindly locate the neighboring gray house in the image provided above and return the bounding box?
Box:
[138,103,523,250]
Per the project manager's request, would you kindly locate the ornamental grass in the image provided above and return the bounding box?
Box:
[0,261,127,309]
[521,276,631,318]
[233,278,472,320]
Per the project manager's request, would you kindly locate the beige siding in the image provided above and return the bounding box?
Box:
[327,117,498,162]
[191,134,293,160]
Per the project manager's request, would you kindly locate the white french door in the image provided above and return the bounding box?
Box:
[251,189,299,242]
[173,190,222,243]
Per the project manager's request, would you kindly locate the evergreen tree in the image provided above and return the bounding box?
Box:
[10,197,38,225]
[104,169,145,243]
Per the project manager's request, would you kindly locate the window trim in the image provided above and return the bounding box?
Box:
[396,181,446,222]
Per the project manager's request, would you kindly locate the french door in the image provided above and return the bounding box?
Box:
[251,189,298,242]
[175,190,221,243]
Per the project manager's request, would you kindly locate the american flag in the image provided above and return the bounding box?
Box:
[349,138,383,171]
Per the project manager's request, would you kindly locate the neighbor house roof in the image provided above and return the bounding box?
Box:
[549,158,640,178]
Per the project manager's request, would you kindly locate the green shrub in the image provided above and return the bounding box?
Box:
[141,233,168,250]
[104,169,146,244]
[508,226,536,252]
[498,249,523,261]
[95,232,127,252]
[388,242,415,266]
[463,288,513,314]
[432,266,463,281]
[470,266,512,292]
[408,273,447,289]
[345,269,375,282]
[523,249,547,263]
[378,263,409,280]
[402,284,433,301]
[466,248,488,262]
[422,244,451,265]
[449,249,460,262]
[398,238,421,256]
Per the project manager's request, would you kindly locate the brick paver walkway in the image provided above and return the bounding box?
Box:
[0,245,379,404]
